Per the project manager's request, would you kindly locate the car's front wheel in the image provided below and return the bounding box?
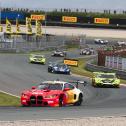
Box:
[59,95,64,107]
[67,71,71,75]
[48,68,51,72]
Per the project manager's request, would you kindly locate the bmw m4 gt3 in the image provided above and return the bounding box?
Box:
[21,80,83,107]
[48,63,71,74]
[92,72,120,87]
[29,54,46,64]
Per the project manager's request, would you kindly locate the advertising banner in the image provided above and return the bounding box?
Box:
[31,15,45,20]
[94,18,109,24]
[16,18,21,33]
[105,56,110,67]
[113,56,118,69]
[122,58,126,70]
[26,17,32,34]
[36,20,42,36]
[64,58,78,66]
[110,56,114,68]
[117,57,122,70]
[62,16,77,23]
[6,18,12,34]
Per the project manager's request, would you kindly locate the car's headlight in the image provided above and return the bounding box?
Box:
[66,69,70,71]
[115,79,120,84]
[95,79,101,83]
[22,93,28,98]
[30,58,33,60]
[44,94,58,98]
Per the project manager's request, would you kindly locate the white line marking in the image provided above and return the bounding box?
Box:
[0,90,20,98]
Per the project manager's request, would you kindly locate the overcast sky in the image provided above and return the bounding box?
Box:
[0,0,126,10]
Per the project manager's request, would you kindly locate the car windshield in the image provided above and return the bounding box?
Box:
[57,64,67,68]
[37,83,63,90]
[97,74,115,78]
[34,56,43,58]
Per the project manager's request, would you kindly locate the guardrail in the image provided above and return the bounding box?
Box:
[85,62,126,80]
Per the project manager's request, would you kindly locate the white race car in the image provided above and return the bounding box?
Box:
[116,41,126,46]
[80,48,94,55]
[51,50,66,57]
[94,39,108,44]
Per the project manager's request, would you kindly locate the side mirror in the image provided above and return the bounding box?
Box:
[63,88,70,91]
[31,86,36,90]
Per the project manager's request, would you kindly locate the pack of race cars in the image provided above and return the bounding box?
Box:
[21,48,121,107]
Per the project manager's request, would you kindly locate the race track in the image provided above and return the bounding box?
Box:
[0,49,126,121]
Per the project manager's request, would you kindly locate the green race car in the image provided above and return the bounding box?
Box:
[29,54,46,64]
[92,72,120,88]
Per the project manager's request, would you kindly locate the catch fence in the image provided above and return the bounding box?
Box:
[0,34,86,52]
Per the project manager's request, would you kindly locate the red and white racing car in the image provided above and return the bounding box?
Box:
[21,80,84,107]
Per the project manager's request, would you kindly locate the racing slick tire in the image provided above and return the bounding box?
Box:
[59,95,64,107]
[48,68,51,72]
[92,80,97,87]
[74,94,83,106]
[42,62,45,65]
[30,61,33,64]
[22,104,30,107]
[67,71,71,75]
[114,85,120,88]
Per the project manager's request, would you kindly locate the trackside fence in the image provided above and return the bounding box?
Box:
[0,34,86,52]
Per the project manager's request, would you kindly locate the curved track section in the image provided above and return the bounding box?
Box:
[0,50,126,121]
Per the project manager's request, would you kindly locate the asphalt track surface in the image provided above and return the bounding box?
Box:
[0,49,126,121]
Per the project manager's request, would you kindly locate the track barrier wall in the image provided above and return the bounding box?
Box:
[86,61,126,80]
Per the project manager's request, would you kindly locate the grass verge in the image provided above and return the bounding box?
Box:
[70,58,126,84]
[0,92,20,106]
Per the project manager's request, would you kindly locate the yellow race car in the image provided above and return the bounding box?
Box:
[92,72,120,88]
[29,54,46,64]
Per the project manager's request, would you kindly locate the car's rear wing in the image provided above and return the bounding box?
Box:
[69,80,87,88]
